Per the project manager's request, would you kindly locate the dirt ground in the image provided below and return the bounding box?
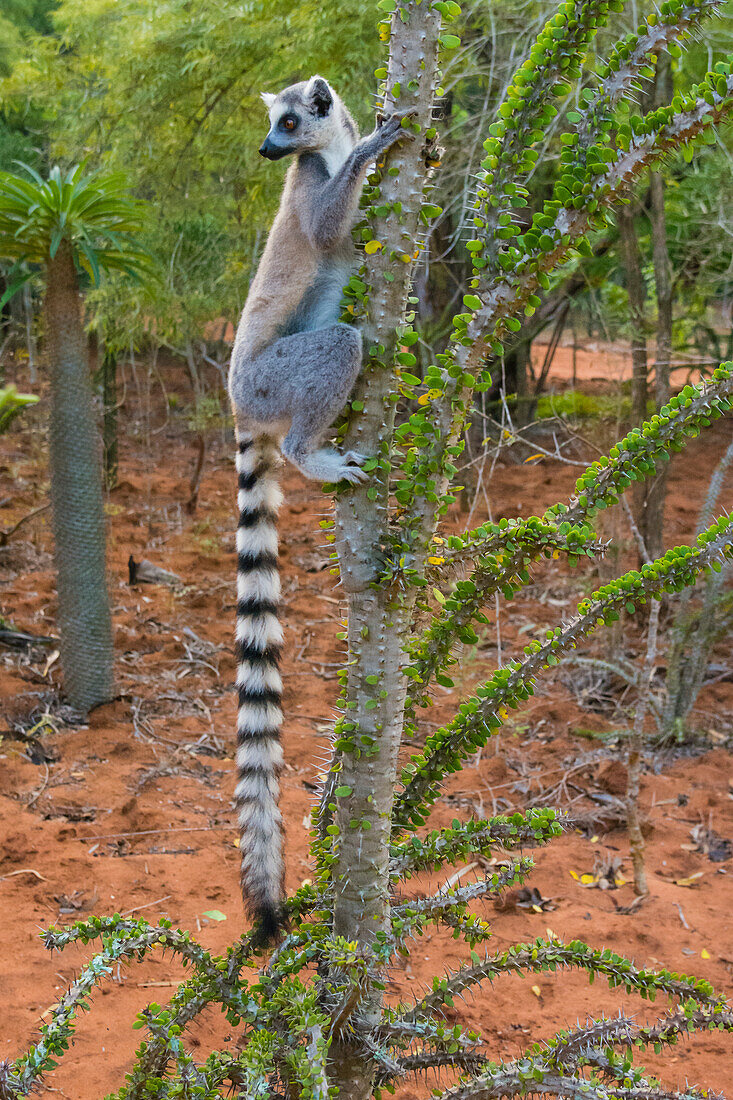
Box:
[1,344,732,1097]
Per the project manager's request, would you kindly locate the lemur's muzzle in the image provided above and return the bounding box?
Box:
[259,137,289,160]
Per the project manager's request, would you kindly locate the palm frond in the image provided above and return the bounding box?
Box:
[0,163,152,282]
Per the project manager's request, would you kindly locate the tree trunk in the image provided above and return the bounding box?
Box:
[627,598,659,897]
[102,347,119,491]
[44,240,114,713]
[325,5,441,1096]
[644,57,674,562]
[331,0,440,935]
[617,204,650,560]
[662,437,733,737]
[513,340,533,426]
[644,169,672,560]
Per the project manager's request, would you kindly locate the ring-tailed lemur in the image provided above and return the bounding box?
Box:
[228,75,413,941]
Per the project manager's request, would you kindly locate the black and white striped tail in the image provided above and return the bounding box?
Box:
[235,431,285,942]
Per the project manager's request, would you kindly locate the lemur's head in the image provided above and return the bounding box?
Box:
[258,76,355,160]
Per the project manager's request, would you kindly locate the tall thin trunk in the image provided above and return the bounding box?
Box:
[326,5,441,1096]
[650,173,672,411]
[44,239,114,713]
[644,169,672,560]
[627,598,659,897]
[644,57,674,561]
[513,340,532,426]
[184,339,201,398]
[331,0,440,944]
[663,438,733,737]
[186,432,206,514]
[646,205,672,559]
[102,348,119,491]
[617,204,650,560]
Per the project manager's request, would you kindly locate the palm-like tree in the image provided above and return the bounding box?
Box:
[0,163,152,713]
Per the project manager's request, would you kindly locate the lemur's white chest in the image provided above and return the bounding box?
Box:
[320,129,355,178]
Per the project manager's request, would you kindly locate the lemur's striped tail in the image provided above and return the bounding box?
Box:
[234,431,285,942]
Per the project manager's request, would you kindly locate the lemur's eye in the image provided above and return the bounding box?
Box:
[280,115,298,132]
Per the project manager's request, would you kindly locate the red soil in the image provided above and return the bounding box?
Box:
[533,334,707,387]
[1,349,732,1096]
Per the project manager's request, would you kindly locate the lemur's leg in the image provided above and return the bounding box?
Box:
[230,323,366,484]
[306,112,415,250]
[281,323,366,484]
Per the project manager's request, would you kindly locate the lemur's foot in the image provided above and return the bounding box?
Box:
[338,453,369,485]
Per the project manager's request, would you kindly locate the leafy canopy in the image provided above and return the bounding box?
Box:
[0,162,154,290]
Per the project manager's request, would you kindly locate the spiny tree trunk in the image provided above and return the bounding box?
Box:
[327,5,441,1096]
[645,57,674,562]
[617,204,650,559]
[645,169,672,560]
[662,437,733,737]
[44,239,114,713]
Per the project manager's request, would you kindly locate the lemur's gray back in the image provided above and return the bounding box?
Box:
[229,76,411,943]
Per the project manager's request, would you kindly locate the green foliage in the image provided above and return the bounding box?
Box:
[535,389,629,419]
[558,364,733,523]
[388,807,563,879]
[0,0,380,339]
[0,383,38,433]
[4,877,732,1097]
[185,391,231,434]
[0,163,153,289]
[0,0,55,171]
[396,505,733,833]
[150,213,231,348]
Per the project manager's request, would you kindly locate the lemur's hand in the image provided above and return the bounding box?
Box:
[338,451,369,485]
[360,110,417,161]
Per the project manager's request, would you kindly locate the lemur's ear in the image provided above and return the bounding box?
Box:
[260,92,277,110]
[306,76,333,117]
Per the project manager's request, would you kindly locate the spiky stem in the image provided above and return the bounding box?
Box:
[325,5,442,1097]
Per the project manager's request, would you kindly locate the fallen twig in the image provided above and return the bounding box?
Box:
[128,555,183,588]
[0,868,47,883]
[0,626,56,649]
[27,761,50,807]
[124,895,172,916]
[0,502,51,547]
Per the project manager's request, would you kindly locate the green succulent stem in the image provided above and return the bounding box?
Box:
[394,517,733,831]
[388,808,562,879]
[403,367,732,709]
[397,937,723,1026]
[398,71,733,551]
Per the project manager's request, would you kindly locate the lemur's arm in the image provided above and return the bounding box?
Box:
[304,112,413,251]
